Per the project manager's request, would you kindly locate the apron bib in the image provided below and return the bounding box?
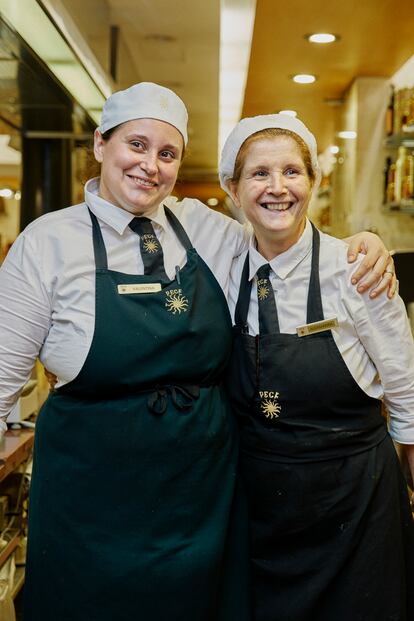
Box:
[227,224,414,621]
[24,206,250,621]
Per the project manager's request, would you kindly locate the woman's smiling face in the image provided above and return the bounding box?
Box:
[230,134,313,257]
[94,117,183,215]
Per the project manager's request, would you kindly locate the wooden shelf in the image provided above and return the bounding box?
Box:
[385,132,414,147]
[0,429,34,483]
[383,202,414,215]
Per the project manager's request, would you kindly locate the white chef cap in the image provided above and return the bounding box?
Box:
[99,82,188,145]
[219,114,321,193]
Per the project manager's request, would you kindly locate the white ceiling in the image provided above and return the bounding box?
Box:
[3,0,414,177]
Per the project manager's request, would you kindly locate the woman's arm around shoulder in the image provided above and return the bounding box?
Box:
[344,231,396,298]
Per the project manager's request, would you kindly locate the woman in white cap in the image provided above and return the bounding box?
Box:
[220,114,414,621]
[0,83,395,621]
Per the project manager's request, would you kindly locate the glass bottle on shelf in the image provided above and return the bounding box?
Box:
[402,151,414,200]
[386,162,397,204]
[395,146,407,202]
[386,87,394,137]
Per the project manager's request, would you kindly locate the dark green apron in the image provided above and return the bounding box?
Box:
[24,206,250,621]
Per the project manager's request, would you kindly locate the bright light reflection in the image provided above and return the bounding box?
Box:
[330,145,340,154]
[293,74,316,84]
[279,110,297,117]
[207,197,219,206]
[338,131,357,139]
[219,0,257,158]
[308,33,336,44]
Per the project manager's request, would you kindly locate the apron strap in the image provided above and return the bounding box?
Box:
[88,208,108,269]
[234,253,253,332]
[164,205,194,251]
[306,223,325,324]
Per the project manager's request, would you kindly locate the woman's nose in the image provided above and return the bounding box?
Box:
[267,172,287,194]
[140,151,157,174]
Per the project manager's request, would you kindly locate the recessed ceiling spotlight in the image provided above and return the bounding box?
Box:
[307,33,337,44]
[337,131,357,139]
[293,74,316,84]
[279,110,297,117]
[329,145,340,154]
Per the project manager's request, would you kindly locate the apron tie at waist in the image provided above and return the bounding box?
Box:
[147,385,200,415]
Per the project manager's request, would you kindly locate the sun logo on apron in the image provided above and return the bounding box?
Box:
[143,238,159,253]
[259,391,281,419]
[165,289,189,314]
[257,280,270,300]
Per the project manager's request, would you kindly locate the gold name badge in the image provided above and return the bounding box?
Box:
[117,283,162,295]
[296,317,339,337]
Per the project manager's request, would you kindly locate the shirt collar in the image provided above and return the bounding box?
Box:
[248,218,313,281]
[84,177,170,235]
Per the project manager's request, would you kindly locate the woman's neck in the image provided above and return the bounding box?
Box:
[255,220,306,261]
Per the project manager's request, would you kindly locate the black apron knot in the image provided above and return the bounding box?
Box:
[147,385,200,415]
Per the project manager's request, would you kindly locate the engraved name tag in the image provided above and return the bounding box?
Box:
[117,283,162,294]
[296,317,339,337]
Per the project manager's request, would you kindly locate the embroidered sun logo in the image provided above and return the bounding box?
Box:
[143,239,158,253]
[258,284,270,300]
[261,399,281,420]
[165,293,189,314]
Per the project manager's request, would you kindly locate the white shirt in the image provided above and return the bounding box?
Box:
[0,178,249,419]
[228,219,414,445]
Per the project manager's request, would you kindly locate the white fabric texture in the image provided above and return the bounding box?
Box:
[0,178,248,420]
[99,82,189,144]
[228,219,414,444]
[219,113,321,193]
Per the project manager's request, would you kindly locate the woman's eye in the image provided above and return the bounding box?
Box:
[253,170,267,177]
[130,140,144,149]
[285,168,298,176]
[160,150,175,159]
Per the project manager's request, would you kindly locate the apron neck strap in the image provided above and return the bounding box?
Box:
[164,205,194,251]
[234,253,253,331]
[88,208,108,269]
[306,223,324,324]
[87,204,194,271]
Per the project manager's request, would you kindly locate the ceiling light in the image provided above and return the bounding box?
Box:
[293,74,316,84]
[337,131,357,139]
[219,0,257,159]
[329,145,340,154]
[307,33,337,44]
[0,188,13,198]
[279,110,297,117]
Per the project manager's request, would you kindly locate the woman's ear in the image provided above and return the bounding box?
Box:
[227,181,242,210]
[93,129,105,163]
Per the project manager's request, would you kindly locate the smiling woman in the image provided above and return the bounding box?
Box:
[220,113,414,621]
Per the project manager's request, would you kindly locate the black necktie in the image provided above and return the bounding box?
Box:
[256,263,279,334]
[129,217,168,279]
